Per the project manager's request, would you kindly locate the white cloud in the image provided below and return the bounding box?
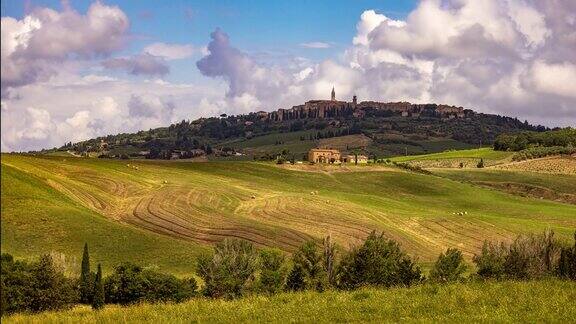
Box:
[299,42,331,49]
[526,60,576,98]
[3,0,576,152]
[143,42,195,60]
[1,2,129,97]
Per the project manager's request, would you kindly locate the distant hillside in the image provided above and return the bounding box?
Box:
[54,100,548,160]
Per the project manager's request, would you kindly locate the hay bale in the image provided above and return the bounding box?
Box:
[251,195,256,199]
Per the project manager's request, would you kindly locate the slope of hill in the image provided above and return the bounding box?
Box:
[2,153,575,275]
[5,280,575,323]
[51,101,544,160]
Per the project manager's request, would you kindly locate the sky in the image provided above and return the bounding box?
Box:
[1,0,575,152]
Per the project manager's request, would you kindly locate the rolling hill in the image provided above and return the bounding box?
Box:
[2,150,575,276]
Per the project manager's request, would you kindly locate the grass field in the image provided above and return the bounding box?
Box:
[4,280,575,323]
[2,152,575,276]
[391,147,513,168]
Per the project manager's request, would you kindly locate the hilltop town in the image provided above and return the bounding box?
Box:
[260,87,467,122]
[54,88,543,160]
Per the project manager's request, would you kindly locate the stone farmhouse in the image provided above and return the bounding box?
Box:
[308,148,368,164]
[308,148,341,163]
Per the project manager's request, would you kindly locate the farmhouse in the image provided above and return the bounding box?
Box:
[308,148,368,164]
[308,148,341,163]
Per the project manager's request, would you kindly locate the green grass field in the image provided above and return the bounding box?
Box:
[4,280,575,323]
[2,151,575,276]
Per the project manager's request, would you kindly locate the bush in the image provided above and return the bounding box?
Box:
[289,241,328,291]
[474,230,563,280]
[104,263,197,304]
[336,232,422,289]
[477,158,484,168]
[0,254,77,315]
[197,239,259,298]
[392,162,432,175]
[257,249,287,294]
[429,248,467,282]
[473,241,507,279]
[557,232,576,280]
[285,264,306,291]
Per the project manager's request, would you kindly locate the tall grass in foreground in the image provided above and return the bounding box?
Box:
[4,279,575,323]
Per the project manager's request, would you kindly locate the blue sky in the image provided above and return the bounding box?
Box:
[2,0,575,151]
[2,0,417,66]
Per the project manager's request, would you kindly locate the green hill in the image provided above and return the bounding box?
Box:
[2,152,575,275]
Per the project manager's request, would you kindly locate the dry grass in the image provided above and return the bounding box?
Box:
[493,156,576,175]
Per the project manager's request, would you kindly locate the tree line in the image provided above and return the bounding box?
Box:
[2,230,575,316]
[494,128,576,151]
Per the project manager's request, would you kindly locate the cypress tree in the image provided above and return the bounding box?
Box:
[80,243,92,304]
[92,264,105,310]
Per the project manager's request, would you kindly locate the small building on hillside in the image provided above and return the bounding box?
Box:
[308,148,341,163]
[342,154,368,164]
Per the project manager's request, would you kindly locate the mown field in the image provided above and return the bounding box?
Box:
[2,150,575,276]
[4,280,575,323]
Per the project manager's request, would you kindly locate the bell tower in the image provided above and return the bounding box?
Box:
[331,86,336,101]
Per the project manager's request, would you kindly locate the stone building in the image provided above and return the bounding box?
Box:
[264,87,466,122]
[308,148,341,163]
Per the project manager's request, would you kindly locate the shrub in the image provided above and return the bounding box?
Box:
[289,241,328,291]
[0,254,77,315]
[105,263,196,304]
[392,162,432,175]
[336,232,422,289]
[429,248,467,282]
[473,241,507,279]
[285,264,306,291]
[477,158,484,168]
[474,230,562,280]
[257,249,287,294]
[557,232,576,280]
[197,239,259,298]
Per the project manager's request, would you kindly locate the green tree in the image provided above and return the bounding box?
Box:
[285,264,305,291]
[336,232,422,289]
[79,243,93,304]
[429,248,467,282]
[291,241,328,291]
[92,264,105,310]
[258,249,287,294]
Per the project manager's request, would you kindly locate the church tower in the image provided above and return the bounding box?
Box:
[331,86,336,101]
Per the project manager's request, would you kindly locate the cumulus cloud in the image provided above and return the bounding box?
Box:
[0,72,225,151]
[102,54,169,76]
[196,28,298,109]
[0,1,129,97]
[143,42,195,60]
[195,1,575,128]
